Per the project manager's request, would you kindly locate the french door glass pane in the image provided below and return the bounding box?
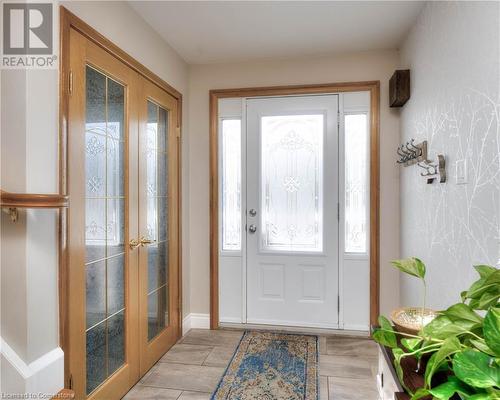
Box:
[85,66,126,394]
[260,114,324,252]
[146,100,169,341]
[221,119,242,251]
[344,113,368,253]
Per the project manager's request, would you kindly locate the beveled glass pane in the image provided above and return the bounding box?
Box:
[85,199,106,263]
[158,152,167,197]
[146,197,157,241]
[147,286,167,341]
[148,241,168,294]
[107,138,124,198]
[107,79,124,141]
[107,311,125,375]
[86,322,106,394]
[107,254,125,315]
[221,119,242,251]
[345,114,368,253]
[107,198,125,257]
[86,261,106,329]
[86,66,106,124]
[260,114,324,252]
[158,107,168,152]
[158,196,167,242]
[85,132,106,198]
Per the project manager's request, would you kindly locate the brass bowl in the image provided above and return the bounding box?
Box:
[390,307,438,335]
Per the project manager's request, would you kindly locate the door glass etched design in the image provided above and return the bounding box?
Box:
[344,113,368,253]
[146,100,169,341]
[221,119,242,251]
[260,114,324,252]
[84,66,126,394]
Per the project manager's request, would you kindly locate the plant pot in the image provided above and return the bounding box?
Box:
[390,307,438,336]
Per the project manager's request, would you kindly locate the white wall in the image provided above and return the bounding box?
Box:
[1,1,189,394]
[188,50,402,319]
[399,2,500,309]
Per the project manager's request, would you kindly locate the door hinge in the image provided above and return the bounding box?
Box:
[337,295,340,313]
[176,126,181,138]
[69,70,73,95]
[337,111,340,128]
[337,202,340,220]
[68,373,73,390]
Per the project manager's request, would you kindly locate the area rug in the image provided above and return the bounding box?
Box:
[211,331,318,400]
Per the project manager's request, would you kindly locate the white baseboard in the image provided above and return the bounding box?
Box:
[182,313,210,335]
[1,336,64,395]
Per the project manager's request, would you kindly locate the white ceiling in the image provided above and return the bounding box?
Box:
[130,1,425,65]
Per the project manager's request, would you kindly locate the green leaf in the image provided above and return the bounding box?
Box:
[373,316,397,348]
[474,265,498,279]
[410,388,429,400]
[423,315,475,339]
[467,394,495,400]
[427,376,473,400]
[443,303,483,324]
[401,338,422,352]
[424,336,461,388]
[484,307,500,356]
[453,350,500,388]
[391,257,426,279]
[393,348,414,395]
[471,291,500,311]
[470,339,497,357]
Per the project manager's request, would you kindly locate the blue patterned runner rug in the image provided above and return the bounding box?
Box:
[211,331,319,400]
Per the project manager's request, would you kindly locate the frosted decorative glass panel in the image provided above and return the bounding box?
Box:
[146,100,169,341]
[221,119,242,251]
[261,114,324,252]
[345,114,368,253]
[84,66,126,395]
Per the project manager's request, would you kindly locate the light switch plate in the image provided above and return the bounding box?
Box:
[456,159,467,184]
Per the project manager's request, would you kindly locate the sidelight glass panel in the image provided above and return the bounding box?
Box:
[260,114,324,252]
[146,100,169,341]
[85,66,126,394]
[221,119,242,251]
[344,113,368,253]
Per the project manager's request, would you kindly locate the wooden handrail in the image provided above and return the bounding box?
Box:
[0,189,69,208]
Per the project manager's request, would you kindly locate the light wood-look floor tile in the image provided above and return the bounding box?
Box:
[123,385,181,400]
[142,362,225,393]
[179,329,243,348]
[160,344,213,365]
[177,392,212,400]
[328,376,379,400]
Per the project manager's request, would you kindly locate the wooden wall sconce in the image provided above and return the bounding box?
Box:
[389,69,410,107]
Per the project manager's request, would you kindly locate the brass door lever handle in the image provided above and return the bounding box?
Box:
[140,236,156,246]
[129,238,141,250]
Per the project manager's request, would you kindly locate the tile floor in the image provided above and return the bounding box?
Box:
[124,329,379,400]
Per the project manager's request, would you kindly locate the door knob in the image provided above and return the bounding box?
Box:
[129,238,141,250]
[248,224,257,234]
[140,236,156,246]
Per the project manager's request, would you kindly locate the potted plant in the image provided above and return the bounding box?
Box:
[373,258,500,399]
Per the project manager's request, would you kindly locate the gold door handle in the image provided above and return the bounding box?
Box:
[140,236,156,246]
[129,238,141,250]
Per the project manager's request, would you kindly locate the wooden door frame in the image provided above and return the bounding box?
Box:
[59,6,183,389]
[209,81,380,330]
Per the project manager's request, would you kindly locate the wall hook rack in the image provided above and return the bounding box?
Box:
[396,140,446,184]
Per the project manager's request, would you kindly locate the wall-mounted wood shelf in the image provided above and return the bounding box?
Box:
[1,189,69,222]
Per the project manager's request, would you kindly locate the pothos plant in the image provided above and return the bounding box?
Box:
[373,258,500,400]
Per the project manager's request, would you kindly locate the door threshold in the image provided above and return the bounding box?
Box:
[219,322,370,337]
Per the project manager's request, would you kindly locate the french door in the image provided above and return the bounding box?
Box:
[245,95,339,328]
[67,29,180,399]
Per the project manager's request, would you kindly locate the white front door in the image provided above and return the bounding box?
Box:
[246,95,339,328]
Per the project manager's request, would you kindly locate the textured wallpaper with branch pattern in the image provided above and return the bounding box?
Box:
[399,1,500,309]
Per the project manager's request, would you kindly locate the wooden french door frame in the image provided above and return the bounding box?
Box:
[209,82,380,330]
[59,6,183,392]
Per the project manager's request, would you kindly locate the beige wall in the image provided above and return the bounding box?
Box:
[187,50,402,318]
